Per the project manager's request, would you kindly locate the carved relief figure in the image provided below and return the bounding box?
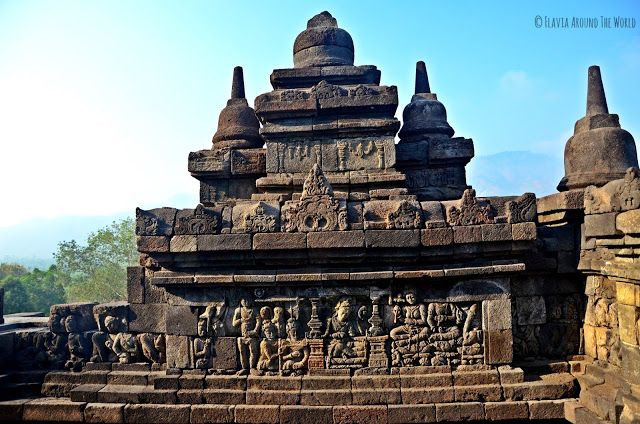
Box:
[257,321,279,375]
[139,333,165,364]
[193,314,214,369]
[272,306,287,339]
[280,318,309,376]
[324,297,367,368]
[232,298,261,375]
[111,332,139,364]
[64,315,92,371]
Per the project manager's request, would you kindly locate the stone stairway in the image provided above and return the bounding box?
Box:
[0,362,581,423]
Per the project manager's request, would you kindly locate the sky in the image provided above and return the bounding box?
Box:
[0,0,639,229]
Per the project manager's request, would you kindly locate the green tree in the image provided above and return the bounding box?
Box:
[55,218,137,303]
[1,265,65,314]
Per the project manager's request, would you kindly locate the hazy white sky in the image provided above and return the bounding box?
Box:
[0,1,638,228]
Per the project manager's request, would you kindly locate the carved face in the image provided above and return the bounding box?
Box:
[286,320,299,340]
[336,300,352,323]
[263,323,275,340]
[197,318,207,337]
[240,298,251,308]
[405,292,417,305]
[64,315,79,333]
[273,307,284,321]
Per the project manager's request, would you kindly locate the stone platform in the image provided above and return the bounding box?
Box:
[0,361,580,423]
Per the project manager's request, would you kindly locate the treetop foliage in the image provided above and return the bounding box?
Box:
[1,217,137,314]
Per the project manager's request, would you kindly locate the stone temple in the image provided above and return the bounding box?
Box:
[0,11,639,424]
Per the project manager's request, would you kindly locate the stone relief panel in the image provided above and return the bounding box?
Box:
[584,167,640,214]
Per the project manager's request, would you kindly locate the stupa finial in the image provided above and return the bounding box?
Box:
[415,61,431,94]
[231,66,245,99]
[586,65,608,116]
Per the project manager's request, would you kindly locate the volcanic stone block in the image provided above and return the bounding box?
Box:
[516,296,546,325]
[136,207,176,236]
[388,404,436,423]
[333,405,387,424]
[212,337,238,370]
[128,303,166,333]
[481,223,512,242]
[165,305,198,336]
[155,375,180,390]
[253,232,306,250]
[205,376,245,391]
[528,399,567,419]
[584,212,618,237]
[247,390,300,405]
[400,373,451,388]
[502,376,577,401]
[452,369,500,386]
[482,298,512,331]
[484,401,529,420]
[198,234,252,251]
[0,399,30,422]
[280,406,332,424]
[235,405,280,424]
[352,388,401,405]
[401,387,454,404]
[435,402,484,422]
[301,376,350,390]
[127,266,145,304]
[512,222,537,241]
[49,302,97,333]
[180,374,205,389]
[300,389,352,405]
[454,384,503,402]
[365,229,420,248]
[70,384,105,403]
[618,304,639,345]
[170,235,197,252]
[176,389,203,404]
[617,209,640,234]
[124,404,190,424]
[191,405,235,424]
[202,389,246,404]
[617,281,640,306]
[137,236,170,252]
[107,371,148,386]
[307,230,364,248]
[166,335,191,369]
[22,398,86,422]
[453,225,482,243]
[421,228,453,246]
[485,329,513,364]
[84,402,125,423]
[231,149,266,175]
[498,366,524,384]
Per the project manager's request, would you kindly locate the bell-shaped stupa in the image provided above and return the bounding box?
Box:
[558,66,638,191]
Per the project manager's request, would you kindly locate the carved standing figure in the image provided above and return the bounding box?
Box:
[232,298,261,375]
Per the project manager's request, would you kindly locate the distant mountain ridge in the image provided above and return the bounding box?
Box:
[0,151,563,267]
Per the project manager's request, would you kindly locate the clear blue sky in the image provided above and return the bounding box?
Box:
[0,0,638,227]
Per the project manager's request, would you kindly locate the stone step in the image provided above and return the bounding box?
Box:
[0,398,577,423]
[48,373,577,407]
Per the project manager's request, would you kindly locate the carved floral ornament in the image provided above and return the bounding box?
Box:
[282,164,348,232]
[241,202,277,233]
[175,204,219,235]
[446,189,496,226]
[386,200,423,230]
